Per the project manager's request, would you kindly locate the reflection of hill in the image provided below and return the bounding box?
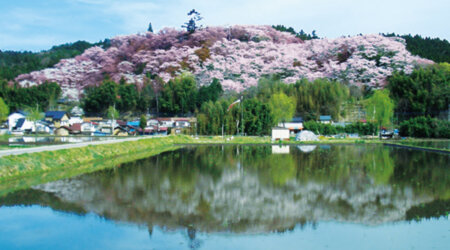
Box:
[2,145,447,233]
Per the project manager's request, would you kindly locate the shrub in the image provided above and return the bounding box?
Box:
[399,116,450,138]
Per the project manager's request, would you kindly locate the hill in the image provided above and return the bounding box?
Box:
[13,26,432,99]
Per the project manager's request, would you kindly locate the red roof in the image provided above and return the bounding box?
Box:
[175,118,190,122]
[70,123,82,131]
[158,127,168,131]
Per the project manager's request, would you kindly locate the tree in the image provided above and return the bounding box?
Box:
[159,73,198,115]
[106,105,119,120]
[139,115,147,130]
[388,63,450,120]
[0,97,9,123]
[147,22,153,33]
[182,9,203,34]
[26,105,43,136]
[268,92,296,125]
[364,89,394,137]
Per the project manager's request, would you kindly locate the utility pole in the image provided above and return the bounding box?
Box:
[240,96,243,136]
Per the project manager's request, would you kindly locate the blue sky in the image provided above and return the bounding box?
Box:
[1,0,449,51]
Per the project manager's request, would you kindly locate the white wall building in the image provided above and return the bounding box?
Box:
[271,127,290,141]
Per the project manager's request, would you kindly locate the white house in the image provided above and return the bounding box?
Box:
[278,117,304,134]
[8,112,26,131]
[174,118,190,128]
[271,127,290,141]
[319,115,332,124]
[69,116,84,126]
[158,118,174,128]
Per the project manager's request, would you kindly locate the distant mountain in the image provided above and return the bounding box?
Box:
[14,25,432,100]
[0,40,110,81]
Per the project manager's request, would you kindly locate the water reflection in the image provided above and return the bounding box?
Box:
[1,145,449,234]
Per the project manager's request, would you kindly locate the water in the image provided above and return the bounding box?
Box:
[1,145,449,249]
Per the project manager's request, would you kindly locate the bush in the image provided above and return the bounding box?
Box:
[303,121,377,136]
[399,116,450,138]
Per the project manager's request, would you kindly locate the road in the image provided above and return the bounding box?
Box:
[0,136,160,158]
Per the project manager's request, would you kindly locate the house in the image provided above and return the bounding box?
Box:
[70,106,84,117]
[158,118,174,128]
[8,111,26,131]
[45,111,70,128]
[13,118,35,133]
[278,117,304,134]
[174,118,190,128]
[81,122,96,135]
[68,117,83,126]
[69,123,82,135]
[319,115,332,124]
[271,127,290,141]
[55,126,71,136]
[147,118,159,127]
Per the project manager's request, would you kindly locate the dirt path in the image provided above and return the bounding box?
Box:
[0,136,162,158]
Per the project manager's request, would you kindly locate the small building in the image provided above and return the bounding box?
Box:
[319,115,332,124]
[271,127,290,141]
[55,126,71,136]
[45,111,70,128]
[174,118,190,128]
[8,111,26,131]
[81,122,96,135]
[158,118,174,128]
[278,117,304,134]
[68,117,83,126]
[69,123,82,135]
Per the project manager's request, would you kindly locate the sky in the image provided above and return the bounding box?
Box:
[0,0,449,51]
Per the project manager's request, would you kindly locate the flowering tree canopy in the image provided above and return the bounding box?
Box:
[15,25,433,100]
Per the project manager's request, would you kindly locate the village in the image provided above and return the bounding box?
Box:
[3,107,197,138]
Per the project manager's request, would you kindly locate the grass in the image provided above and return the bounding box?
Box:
[0,135,193,196]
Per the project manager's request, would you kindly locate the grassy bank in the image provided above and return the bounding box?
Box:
[0,136,193,196]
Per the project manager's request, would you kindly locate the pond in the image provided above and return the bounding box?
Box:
[0,145,449,249]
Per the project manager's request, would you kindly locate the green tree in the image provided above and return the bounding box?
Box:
[0,97,9,123]
[364,89,394,137]
[139,115,147,130]
[388,63,450,120]
[106,105,119,120]
[26,106,43,136]
[159,73,198,114]
[268,92,296,125]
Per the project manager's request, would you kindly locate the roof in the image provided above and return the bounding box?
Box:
[45,111,68,120]
[56,126,71,131]
[70,123,82,131]
[15,118,25,129]
[117,120,127,126]
[83,117,103,122]
[320,115,332,121]
[175,118,190,122]
[127,121,140,127]
[272,127,290,130]
[291,117,304,123]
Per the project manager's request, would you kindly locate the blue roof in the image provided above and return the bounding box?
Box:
[45,111,68,120]
[291,117,304,123]
[127,121,140,127]
[15,118,25,129]
[320,115,332,121]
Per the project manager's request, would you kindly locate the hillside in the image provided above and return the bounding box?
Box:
[14,25,432,99]
[0,40,110,81]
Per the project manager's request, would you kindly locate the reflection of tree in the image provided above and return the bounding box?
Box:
[2,145,448,234]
